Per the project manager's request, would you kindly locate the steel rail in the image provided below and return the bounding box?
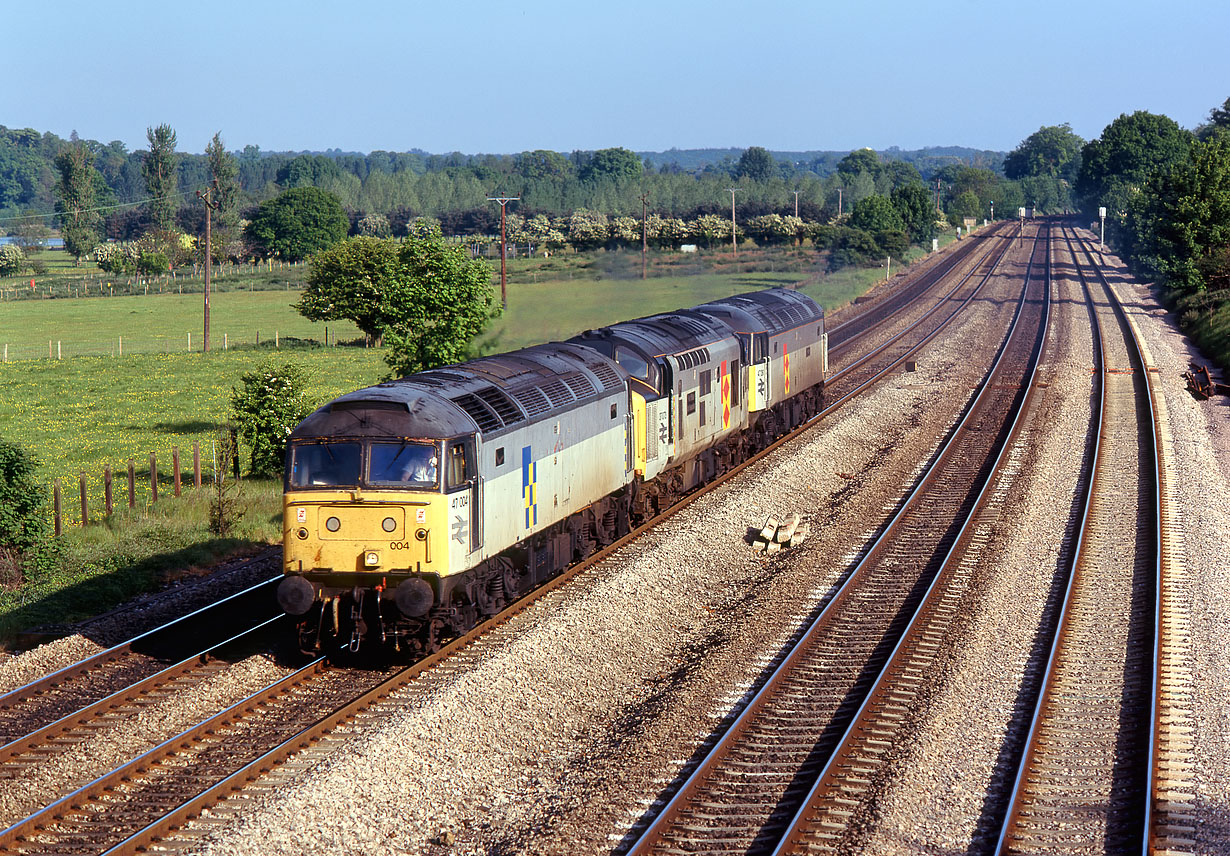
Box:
[993,223,1160,855]
[0,615,283,768]
[769,220,1053,854]
[624,224,1040,856]
[0,571,281,714]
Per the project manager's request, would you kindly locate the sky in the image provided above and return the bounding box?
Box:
[6,0,1229,157]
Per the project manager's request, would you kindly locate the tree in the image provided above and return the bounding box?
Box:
[230,362,314,477]
[53,143,102,264]
[298,224,499,376]
[837,148,881,179]
[1127,133,1230,292]
[1004,124,1085,181]
[1196,97,1230,140]
[205,132,241,261]
[1076,111,1191,220]
[514,149,573,181]
[142,124,179,231]
[947,191,982,226]
[244,187,349,261]
[578,147,643,183]
[737,146,777,182]
[849,194,905,235]
[891,184,936,243]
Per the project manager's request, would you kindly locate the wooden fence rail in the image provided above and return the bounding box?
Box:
[50,439,222,533]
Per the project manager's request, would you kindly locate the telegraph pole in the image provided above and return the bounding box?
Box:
[487,195,519,309]
[640,192,649,280]
[727,187,740,257]
[792,190,800,218]
[195,180,220,352]
[837,188,843,218]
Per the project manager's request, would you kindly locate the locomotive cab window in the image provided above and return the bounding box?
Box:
[368,441,438,488]
[288,442,361,489]
[446,440,475,490]
[615,347,649,381]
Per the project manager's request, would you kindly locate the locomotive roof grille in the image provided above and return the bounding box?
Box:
[513,387,552,418]
[562,373,596,399]
[475,386,525,426]
[541,378,574,408]
[588,361,623,391]
[448,392,504,434]
[674,347,711,370]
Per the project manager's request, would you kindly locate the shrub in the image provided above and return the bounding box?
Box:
[230,362,315,477]
[0,244,24,276]
[137,251,169,276]
[0,441,58,586]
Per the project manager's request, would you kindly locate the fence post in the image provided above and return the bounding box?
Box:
[193,442,201,488]
[53,479,61,536]
[79,472,88,527]
[105,465,113,517]
[128,459,135,508]
[173,446,181,497]
[150,452,158,503]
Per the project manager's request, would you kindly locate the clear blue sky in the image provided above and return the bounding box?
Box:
[8,0,1228,156]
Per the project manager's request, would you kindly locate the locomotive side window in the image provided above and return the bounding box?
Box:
[686,392,696,415]
[699,370,711,397]
[446,441,473,489]
[496,447,505,466]
[289,442,361,488]
[369,441,438,487]
[615,347,649,380]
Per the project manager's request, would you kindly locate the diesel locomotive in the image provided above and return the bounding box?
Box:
[278,287,828,654]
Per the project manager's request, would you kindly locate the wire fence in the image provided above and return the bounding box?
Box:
[0,328,350,362]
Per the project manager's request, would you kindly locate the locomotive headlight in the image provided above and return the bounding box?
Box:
[382,517,397,533]
[364,551,380,568]
[325,516,341,532]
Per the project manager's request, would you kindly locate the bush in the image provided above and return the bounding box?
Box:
[230,362,315,477]
[137,251,169,276]
[0,244,24,277]
[0,441,58,586]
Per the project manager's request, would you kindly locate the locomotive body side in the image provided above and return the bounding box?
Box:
[281,288,827,654]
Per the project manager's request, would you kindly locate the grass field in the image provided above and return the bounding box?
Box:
[0,237,957,642]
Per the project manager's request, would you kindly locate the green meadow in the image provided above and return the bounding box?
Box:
[0,241,948,640]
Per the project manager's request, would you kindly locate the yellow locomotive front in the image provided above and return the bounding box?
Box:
[281,437,452,652]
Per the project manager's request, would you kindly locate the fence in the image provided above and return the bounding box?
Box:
[1,327,345,362]
[0,259,309,300]
[48,440,239,533]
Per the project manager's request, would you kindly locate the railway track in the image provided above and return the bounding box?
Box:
[0,574,281,759]
[622,222,1048,855]
[0,227,1022,855]
[992,225,1187,855]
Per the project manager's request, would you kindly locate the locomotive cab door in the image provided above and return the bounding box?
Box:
[749,332,771,412]
[445,437,481,554]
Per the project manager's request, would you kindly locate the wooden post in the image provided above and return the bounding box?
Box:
[150,452,158,503]
[173,446,181,496]
[193,442,201,488]
[105,465,113,517]
[128,459,136,508]
[79,472,88,526]
[53,479,62,536]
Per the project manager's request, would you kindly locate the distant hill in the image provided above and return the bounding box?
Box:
[639,145,1005,178]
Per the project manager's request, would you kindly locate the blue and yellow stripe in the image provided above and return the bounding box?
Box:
[522,445,538,529]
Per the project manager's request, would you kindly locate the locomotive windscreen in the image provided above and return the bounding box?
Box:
[288,442,361,488]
